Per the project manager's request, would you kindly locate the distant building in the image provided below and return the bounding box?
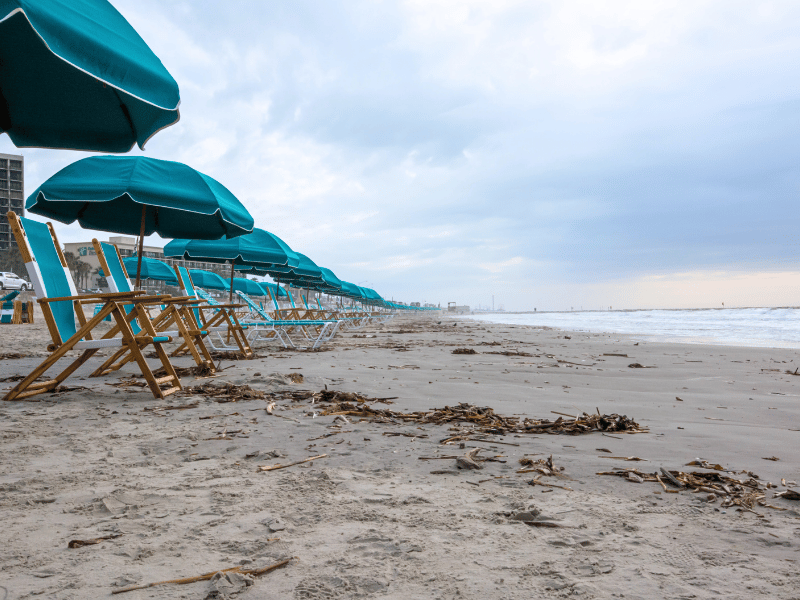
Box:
[0,153,24,251]
[63,236,222,289]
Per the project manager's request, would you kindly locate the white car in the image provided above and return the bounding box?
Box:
[0,271,29,291]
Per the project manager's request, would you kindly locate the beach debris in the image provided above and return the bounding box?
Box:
[286,372,304,383]
[68,534,123,548]
[111,557,294,595]
[143,403,199,412]
[774,490,800,500]
[418,455,459,460]
[484,350,533,357]
[178,383,266,402]
[762,456,780,461]
[601,456,647,461]
[603,353,628,357]
[517,454,564,477]
[0,352,32,360]
[527,478,573,491]
[257,454,327,472]
[596,448,612,453]
[317,401,646,436]
[676,396,683,401]
[628,363,654,369]
[456,448,483,470]
[596,467,796,511]
[209,351,261,360]
[685,459,725,470]
[452,348,477,354]
[312,390,396,404]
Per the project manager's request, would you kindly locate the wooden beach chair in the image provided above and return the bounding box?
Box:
[234,290,342,349]
[89,239,215,376]
[3,213,182,401]
[0,290,20,323]
[173,266,253,358]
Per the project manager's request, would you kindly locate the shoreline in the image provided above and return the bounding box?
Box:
[1,311,799,598]
[460,309,800,351]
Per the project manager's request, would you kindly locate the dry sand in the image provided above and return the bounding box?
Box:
[1,309,799,599]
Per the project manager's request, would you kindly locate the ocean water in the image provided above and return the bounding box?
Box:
[461,308,800,349]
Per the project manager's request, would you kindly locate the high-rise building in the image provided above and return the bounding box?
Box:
[0,152,24,251]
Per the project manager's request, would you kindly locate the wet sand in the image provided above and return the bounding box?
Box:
[1,309,799,599]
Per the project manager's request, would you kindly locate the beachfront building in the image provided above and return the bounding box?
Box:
[0,153,24,251]
[63,236,223,290]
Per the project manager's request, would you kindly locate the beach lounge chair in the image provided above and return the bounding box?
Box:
[90,239,215,375]
[0,290,20,323]
[234,290,342,349]
[3,213,182,401]
[173,266,253,357]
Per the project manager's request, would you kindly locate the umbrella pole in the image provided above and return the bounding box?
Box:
[135,206,146,290]
[229,261,235,304]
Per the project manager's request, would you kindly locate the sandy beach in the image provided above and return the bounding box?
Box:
[1,310,799,599]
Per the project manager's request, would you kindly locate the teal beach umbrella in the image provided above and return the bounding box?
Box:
[189,269,230,292]
[231,277,263,296]
[165,228,300,302]
[121,256,177,284]
[0,0,181,151]
[27,156,254,288]
[257,281,288,299]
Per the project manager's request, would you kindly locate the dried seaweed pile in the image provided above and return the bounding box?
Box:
[452,348,477,355]
[318,401,645,436]
[518,454,563,476]
[178,382,266,402]
[312,390,396,405]
[599,467,795,512]
[484,350,534,357]
[0,352,32,360]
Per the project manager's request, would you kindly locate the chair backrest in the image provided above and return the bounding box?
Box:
[94,240,132,293]
[174,265,203,323]
[94,240,141,333]
[235,290,273,322]
[8,213,78,345]
[268,288,280,312]
[194,287,220,306]
[1,290,20,303]
[301,294,309,310]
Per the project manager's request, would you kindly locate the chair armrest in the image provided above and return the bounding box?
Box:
[39,291,145,303]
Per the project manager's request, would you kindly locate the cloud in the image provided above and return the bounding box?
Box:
[3,0,800,310]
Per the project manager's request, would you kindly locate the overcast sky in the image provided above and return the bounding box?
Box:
[3,0,800,310]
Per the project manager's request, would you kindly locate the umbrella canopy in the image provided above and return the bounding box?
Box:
[339,281,366,300]
[257,281,288,299]
[318,268,344,293]
[231,277,263,296]
[121,256,177,284]
[165,228,299,269]
[27,156,254,240]
[0,0,180,151]
[165,228,300,302]
[189,269,229,291]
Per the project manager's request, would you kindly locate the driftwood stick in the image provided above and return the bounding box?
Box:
[258,454,327,472]
[659,467,684,488]
[112,557,294,594]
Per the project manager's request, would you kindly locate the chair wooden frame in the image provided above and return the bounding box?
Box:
[3,212,183,401]
[172,266,253,358]
[89,239,215,376]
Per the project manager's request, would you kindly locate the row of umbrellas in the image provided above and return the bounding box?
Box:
[1,0,432,310]
[29,155,400,308]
